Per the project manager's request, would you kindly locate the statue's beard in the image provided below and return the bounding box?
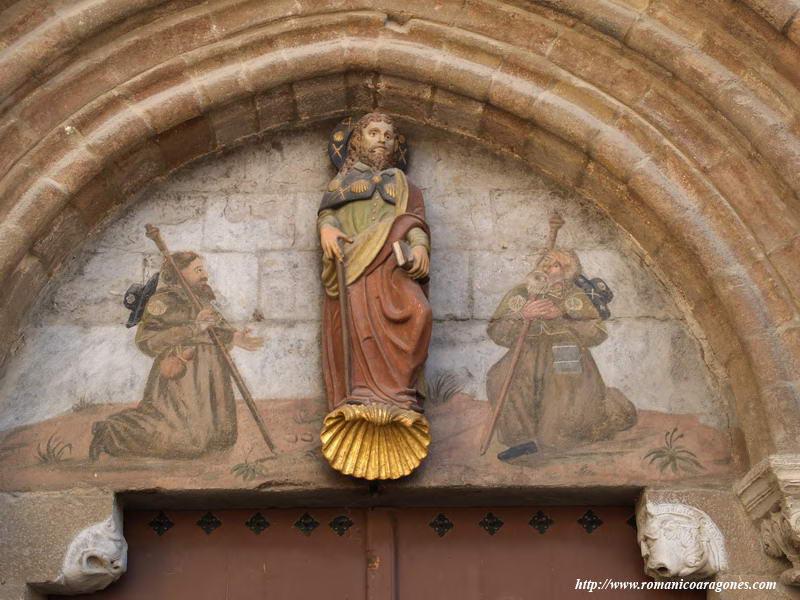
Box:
[359,146,393,171]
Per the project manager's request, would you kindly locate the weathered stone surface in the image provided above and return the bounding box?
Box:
[640,487,791,599]
[30,207,88,275]
[234,321,323,400]
[0,254,47,366]
[105,142,166,199]
[428,250,471,320]
[595,318,727,427]
[0,325,151,430]
[203,252,261,322]
[426,319,505,399]
[69,176,117,230]
[207,97,260,147]
[95,191,207,254]
[258,251,323,321]
[789,15,800,45]
[0,491,117,600]
[154,115,216,173]
[738,0,800,31]
[203,193,299,252]
[375,74,433,119]
[254,84,297,131]
[636,499,728,580]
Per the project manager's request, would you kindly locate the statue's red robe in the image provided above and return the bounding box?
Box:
[319,169,431,413]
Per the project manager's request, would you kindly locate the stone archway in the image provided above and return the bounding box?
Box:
[2,1,800,596]
[2,1,799,463]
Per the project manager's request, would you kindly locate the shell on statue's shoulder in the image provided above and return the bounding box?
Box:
[326,117,410,171]
[320,167,406,212]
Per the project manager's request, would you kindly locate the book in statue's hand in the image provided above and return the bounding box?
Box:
[393,240,414,271]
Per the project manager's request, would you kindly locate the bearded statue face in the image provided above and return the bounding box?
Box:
[355,118,398,171]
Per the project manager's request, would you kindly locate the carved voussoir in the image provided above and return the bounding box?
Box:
[636,500,727,580]
[735,454,800,586]
[40,504,127,595]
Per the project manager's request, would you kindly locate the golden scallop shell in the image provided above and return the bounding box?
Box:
[320,403,430,480]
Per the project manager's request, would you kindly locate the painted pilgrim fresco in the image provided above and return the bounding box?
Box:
[0,119,739,492]
[481,218,637,462]
[89,235,269,462]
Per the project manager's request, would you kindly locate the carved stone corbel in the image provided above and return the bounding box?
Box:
[735,454,800,585]
[37,503,128,595]
[635,499,728,580]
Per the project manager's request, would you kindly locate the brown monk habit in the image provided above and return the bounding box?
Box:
[321,184,432,413]
[90,285,238,459]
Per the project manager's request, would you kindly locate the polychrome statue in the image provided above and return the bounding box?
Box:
[318,113,432,480]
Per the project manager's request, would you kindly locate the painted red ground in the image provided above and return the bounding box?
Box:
[0,394,738,491]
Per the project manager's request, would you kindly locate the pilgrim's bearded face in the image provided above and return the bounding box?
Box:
[180,258,209,289]
[539,253,566,284]
[359,120,397,169]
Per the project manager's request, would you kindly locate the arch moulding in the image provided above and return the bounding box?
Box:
[1,3,800,595]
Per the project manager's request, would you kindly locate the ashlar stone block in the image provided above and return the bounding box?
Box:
[258,251,323,322]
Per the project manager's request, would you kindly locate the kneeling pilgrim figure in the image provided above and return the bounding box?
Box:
[484,221,636,462]
[89,247,264,460]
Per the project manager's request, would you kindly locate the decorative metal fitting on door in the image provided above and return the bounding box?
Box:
[578,510,603,533]
[148,511,174,536]
[245,512,270,535]
[529,510,554,534]
[197,512,222,535]
[294,512,320,536]
[429,513,454,537]
[329,515,354,536]
[479,512,504,535]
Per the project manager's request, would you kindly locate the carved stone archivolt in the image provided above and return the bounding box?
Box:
[735,454,800,586]
[636,501,727,580]
[45,506,127,595]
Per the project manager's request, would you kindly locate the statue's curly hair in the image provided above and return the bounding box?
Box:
[338,112,400,176]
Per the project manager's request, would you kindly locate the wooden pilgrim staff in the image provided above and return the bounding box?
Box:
[479,212,565,455]
[145,224,276,454]
[335,238,352,407]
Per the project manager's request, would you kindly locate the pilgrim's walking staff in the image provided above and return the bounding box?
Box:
[145,224,276,454]
[479,212,565,455]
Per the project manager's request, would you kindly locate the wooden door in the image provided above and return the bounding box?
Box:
[63,507,704,599]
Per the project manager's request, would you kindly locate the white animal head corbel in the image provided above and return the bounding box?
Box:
[637,502,727,580]
[53,508,127,594]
